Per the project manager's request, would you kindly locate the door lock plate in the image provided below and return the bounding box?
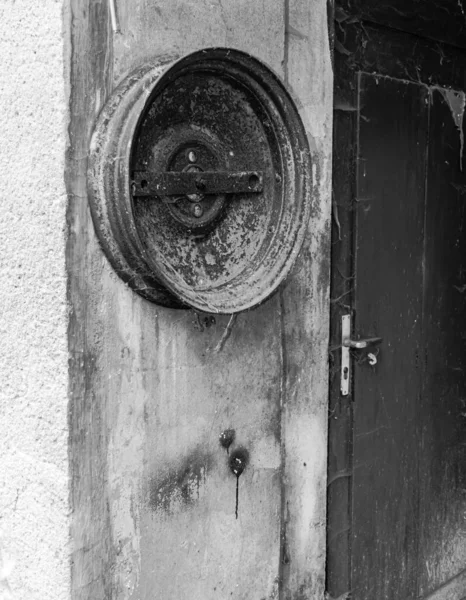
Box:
[341,314,383,395]
[341,314,351,396]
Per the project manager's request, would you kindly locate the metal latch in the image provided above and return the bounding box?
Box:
[340,314,382,396]
[131,156,265,232]
[132,170,264,197]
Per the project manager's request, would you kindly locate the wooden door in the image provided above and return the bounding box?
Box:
[327,7,466,600]
[66,2,332,599]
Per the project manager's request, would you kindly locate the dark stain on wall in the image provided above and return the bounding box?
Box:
[148,447,214,513]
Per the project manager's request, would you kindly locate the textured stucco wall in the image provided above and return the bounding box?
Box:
[0,1,69,599]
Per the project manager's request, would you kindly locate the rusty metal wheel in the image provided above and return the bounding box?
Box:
[88,48,313,313]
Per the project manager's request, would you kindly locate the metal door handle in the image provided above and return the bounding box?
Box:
[342,336,383,349]
[341,315,383,396]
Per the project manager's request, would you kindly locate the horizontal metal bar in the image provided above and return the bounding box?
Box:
[132,170,264,197]
[342,337,383,349]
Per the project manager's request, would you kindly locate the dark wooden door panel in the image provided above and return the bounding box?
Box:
[328,71,466,600]
[328,7,466,600]
[419,88,466,598]
[326,66,357,597]
[352,74,428,600]
[339,0,466,50]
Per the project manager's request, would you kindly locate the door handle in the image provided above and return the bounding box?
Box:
[340,315,382,396]
[342,336,383,349]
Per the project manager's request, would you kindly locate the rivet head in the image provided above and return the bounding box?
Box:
[192,203,203,218]
[195,177,206,191]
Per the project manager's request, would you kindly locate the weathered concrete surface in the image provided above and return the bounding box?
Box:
[67,0,333,598]
[0,1,69,599]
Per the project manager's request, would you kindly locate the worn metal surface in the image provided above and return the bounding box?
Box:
[88,49,313,314]
[133,169,264,233]
[132,170,264,196]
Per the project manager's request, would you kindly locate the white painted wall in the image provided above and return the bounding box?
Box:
[0,1,69,598]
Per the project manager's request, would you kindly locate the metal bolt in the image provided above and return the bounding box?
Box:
[195,177,206,191]
[192,203,203,218]
[248,174,260,189]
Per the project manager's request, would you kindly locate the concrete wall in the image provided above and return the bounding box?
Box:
[0,1,69,598]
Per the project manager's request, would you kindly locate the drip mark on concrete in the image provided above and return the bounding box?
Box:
[229,447,249,519]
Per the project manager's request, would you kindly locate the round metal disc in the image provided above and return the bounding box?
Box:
[88,49,313,313]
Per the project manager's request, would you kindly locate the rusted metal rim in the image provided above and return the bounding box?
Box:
[88,48,313,313]
[88,58,184,308]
